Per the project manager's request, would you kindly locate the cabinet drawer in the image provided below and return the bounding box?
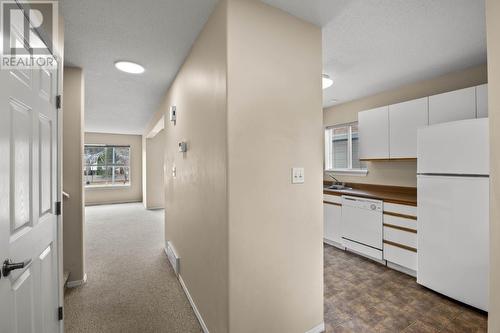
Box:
[323,194,342,205]
[384,243,417,271]
[383,226,417,248]
[384,203,417,217]
[383,214,417,231]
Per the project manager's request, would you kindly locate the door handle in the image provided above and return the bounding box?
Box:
[2,259,32,277]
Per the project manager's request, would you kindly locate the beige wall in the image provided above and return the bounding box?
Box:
[486,1,500,331]
[144,130,165,209]
[226,1,323,332]
[85,133,143,206]
[62,67,85,283]
[155,1,323,332]
[163,1,229,331]
[323,64,488,187]
[142,111,166,210]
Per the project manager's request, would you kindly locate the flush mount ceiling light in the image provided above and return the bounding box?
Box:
[322,74,333,90]
[114,61,145,74]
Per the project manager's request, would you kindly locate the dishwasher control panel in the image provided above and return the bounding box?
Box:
[341,196,383,212]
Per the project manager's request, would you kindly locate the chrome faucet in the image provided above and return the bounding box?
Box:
[328,173,343,185]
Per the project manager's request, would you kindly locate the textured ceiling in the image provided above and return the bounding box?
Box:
[61,0,217,134]
[263,0,487,108]
[63,0,486,134]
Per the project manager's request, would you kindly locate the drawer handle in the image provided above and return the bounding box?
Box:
[383,223,417,234]
[383,240,417,253]
[384,211,417,220]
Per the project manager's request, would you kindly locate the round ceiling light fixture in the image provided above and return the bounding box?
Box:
[114,61,145,74]
[322,74,333,90]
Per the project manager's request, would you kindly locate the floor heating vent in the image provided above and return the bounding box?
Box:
[165,241,180,275]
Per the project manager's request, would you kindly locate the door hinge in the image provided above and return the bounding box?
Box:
[55,201,61,216]
[56,95,62,109]
[58,306,63,320]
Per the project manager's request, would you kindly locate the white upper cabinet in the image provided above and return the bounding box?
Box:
[476,84,488,118]
[358,84,483,161]
[389,98,429,159]
[359,106,389,160]
[428,87,476,125]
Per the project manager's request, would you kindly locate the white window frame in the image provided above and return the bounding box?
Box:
[325,122,368,176]
[84,144,132,188]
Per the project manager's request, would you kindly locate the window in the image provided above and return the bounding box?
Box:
[325,123,367,174]
[84,145,131,187]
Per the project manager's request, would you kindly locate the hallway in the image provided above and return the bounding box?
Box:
[64,203,201,333]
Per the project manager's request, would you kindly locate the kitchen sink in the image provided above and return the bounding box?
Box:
[326,185,352,191]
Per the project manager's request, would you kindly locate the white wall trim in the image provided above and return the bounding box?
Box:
[325,169,368,176]
[323,239,346,251]
[305,322,325,333]
[146,205,164,211]
[163,247,209,333]
[66,273,87,288]
[178,274,210,333]
[145,115,165,139]
[387,261,417,277]
[85,200,142,207]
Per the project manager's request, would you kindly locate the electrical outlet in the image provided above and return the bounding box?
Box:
[292,167,304,184]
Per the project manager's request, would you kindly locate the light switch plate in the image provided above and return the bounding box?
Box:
[170,106,177,122]
[292,167,304,184]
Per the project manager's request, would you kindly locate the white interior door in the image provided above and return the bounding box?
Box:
[0,35,60,333]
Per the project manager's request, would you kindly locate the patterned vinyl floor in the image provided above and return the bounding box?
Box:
[324,245,487,332]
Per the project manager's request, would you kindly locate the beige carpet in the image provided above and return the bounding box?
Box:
[64,203,202,333]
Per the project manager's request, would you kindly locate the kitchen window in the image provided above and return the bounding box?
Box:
[324,123,367,175]
[84,145,131,187]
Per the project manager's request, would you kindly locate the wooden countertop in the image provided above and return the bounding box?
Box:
[323,182,417,206]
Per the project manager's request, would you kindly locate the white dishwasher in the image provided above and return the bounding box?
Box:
[341,195,384,261]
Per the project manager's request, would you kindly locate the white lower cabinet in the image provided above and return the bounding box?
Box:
[384,226,417,248]
[324,194,418,276]
[384,243,417,272]
[323,200,343,248]
[383,206,418,275]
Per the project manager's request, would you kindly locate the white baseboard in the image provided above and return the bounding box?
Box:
[146,206,164,210]
[85,200,142,207]
[163,246,209,332]
[66,273,87,288]
[178,274,210,333]
[323,239,345,251]
[387,261,417,277]
[305,322,325,333]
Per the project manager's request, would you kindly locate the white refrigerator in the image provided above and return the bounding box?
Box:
[417,118,489,311]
